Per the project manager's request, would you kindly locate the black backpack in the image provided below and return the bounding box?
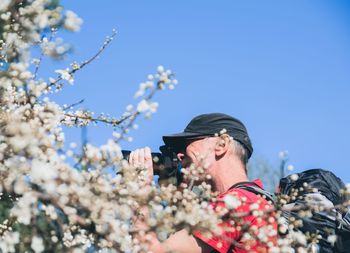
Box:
[278,169,350,253]
[238,169,350,253]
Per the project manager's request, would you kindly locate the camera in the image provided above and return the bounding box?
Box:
[121,145,182,184]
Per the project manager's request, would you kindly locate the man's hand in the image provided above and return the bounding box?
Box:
[129,147,154,185]
[128,148,212,253]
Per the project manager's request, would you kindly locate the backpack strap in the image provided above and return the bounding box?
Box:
[229,181,262,190]
[229,181,275,203]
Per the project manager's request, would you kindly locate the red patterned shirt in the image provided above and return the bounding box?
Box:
[194,180,277,253]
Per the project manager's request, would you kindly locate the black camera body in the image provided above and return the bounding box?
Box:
[121,145,182,184]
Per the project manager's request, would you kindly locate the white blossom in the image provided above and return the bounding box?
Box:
[290,174,299,181]
[327,234,337,245]
[157,65,165,73]
[55,69,74,84]
[287,165,294,171]
[1,11,11,21]
[223,194,241,209]
[64,10,83,32]
[30,159,57,181]
[31,236,44,253]
[0,232,20,253]
[137,99,159,114]
[0,0,10,11]
[278,150,288,160]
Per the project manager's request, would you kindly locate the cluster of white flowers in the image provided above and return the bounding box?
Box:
[62,110,94,127]
[0,0,79,63]
[0,1,222,252]
[2,1,348,253]
[0,1,11,12]
[132,65,177,120]
[137,99,158,114]
[31,236,45,253]
[0,231,20,253]
[63,10,83,32]
[41,37,71,59]
[223,194,241,209]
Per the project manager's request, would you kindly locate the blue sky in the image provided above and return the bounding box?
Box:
[45,1,350,183]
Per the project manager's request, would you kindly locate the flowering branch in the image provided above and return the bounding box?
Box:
[63,111,134,127]
[47,29,117,89]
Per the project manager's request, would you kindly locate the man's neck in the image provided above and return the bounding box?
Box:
[211,158,248,193]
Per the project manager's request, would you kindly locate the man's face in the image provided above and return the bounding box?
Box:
[176,137,217,171]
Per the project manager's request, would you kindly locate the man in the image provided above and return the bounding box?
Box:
[129,113,277,253]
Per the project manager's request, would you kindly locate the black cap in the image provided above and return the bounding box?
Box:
[162,113,253,158]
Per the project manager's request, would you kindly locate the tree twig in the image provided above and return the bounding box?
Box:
[48,29,117,88]
[63,111,134,126]
[62,99,85,111]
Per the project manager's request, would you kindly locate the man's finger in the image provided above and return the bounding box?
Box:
[129,149,139,167]
[138,148,145,167]
[144,146,153,169]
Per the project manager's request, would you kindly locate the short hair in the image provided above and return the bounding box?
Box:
[231,139,249,169]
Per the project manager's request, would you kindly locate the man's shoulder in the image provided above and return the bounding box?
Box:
[221,179,267,201]
[213,179,274,215]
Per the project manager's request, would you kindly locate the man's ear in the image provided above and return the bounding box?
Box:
[214,135,230,157]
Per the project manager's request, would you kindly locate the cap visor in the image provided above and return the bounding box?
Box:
[162,132,206,147]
